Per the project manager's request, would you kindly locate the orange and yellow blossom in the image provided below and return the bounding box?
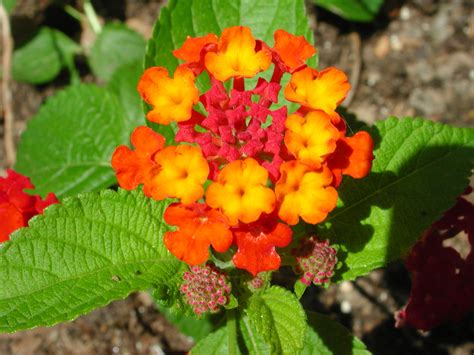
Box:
[284,110,340,169]
[275,161,338,225]
[146,145,209,205]
[164,203,232,265]
[284,67,350,119]
[173,33,218,64]
[111,126,164,190]
[273,29,316,72]
[328,131,374,187]
[231,214,292,276]
[206,158,276,225]
[205,26,272,81]
[137,66,199,124]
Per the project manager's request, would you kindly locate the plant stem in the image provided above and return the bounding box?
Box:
[227,309,238,355]
[64,4,85,22]
[0,3,15,167]
[83,0,102,34]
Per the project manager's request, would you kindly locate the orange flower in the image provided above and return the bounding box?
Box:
[284,110,340,169]
[164,203,232,265]
[273,29,316,72]
[205,26,272,81]
[275,161,338,225]
[206,158,276,225]
[137,66,199,124]
[173,33,218,64]
[284,67,350,117]
[146,145,209,204]
[232,214,292,276]
[328,131,374,187]
[111,126,165,190]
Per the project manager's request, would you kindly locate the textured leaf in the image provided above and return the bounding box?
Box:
[157,304,215,342]
[320,117,474,281]
[314,0,384,22]
[89,23,145,82]
[193,313,273,354]
[294,280,308,300]
[107,61,145,127]
[238,315,271,354]
[191,319,241,355]
[247,286,306,354]
[302,311,370,355]
[15,84,133,197]
[12,27,80,84]
[0,189,183,333]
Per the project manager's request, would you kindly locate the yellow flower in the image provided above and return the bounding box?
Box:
[275,161,338,225]
[284,110,340,169]
[206,158,276,225]
[284,67,350,118]
[146,145,209,205]
[205,26,271,81]
[137,66,199,124]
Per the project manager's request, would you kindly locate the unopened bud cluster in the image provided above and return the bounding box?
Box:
[292,236,337,285]
[180,263,231,315]
[247,273,266,291]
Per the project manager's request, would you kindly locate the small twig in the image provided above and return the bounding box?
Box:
[343,32,362,108]
[64,4,86,22]
[83,0,102,34]
[0,3,15,168]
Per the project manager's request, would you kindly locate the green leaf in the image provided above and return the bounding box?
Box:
[144,0,316,138]
[158,304,215,342]
[89,23,146,82]
[0,189,183,333]
[107,61,145,127]
[15,84,134,198]
[191,320,241,355]
[12,27,80,84]
[2,0,16,13]
[225,294,238,309]
[302,311,370,355]
[320,117,474,281]
[314,0,384,22]
[238,315,271,354]
[294,280,307,300]
[247,286,306,354]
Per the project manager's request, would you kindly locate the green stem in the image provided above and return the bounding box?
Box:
[83,0,102,34]
[66,60,80,85]
[227,310,238,355]
[64,4,85,22]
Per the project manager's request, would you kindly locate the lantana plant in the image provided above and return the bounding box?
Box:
[1,1,473,353]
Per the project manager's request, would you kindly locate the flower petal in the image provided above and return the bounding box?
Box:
[205,26,271,81]
[232,215,292,275]
[138,66,199,124]
[164,203,232,265]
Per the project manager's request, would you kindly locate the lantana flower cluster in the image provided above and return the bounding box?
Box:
[0,170,58,243]
[112,26,374,277]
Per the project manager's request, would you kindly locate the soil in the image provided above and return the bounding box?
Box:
[1,0,473,354]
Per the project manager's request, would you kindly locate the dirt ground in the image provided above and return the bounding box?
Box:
[1,0,473,354]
